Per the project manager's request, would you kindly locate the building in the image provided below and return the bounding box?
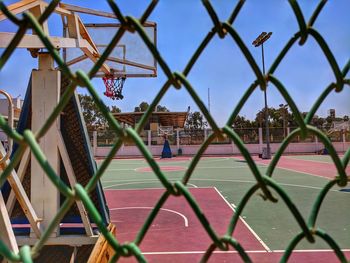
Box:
[114,111,188,129]
[113,110,189,145]
[328,109,336,119]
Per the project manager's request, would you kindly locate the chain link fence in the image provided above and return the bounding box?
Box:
[93,126,348,146]
[0,0,349,262]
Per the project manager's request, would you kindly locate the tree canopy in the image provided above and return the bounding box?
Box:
[185,111,208,132]
[79,97,172,130]
[79,95,345,132]
[134,101,169,112]
[78,94,121,130]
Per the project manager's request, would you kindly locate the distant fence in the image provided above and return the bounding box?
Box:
[90,127,349,157]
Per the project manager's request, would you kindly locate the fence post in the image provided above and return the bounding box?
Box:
[231,128,236,155]
[148,130,151,148]
[286,127,290,153]
[177,128,180,151]
[259,127,263,153]
[315,132,319,153]
[204,128,208,141]
[342,129,346,152]
[93,131,97,156]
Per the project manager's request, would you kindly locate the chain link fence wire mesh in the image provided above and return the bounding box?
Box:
[0,0,349,262]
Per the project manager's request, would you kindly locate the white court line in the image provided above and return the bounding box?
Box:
[103,181,198,189]
[104,168,136,171]
[141,248,350,255]
[197,157,230,163]
[102,178,347,193]
[103,178,162,183]
[232,157,333,181]
[110,207,188,227]
[195,165,251,169]
[142,250,266,255]
[190,178,345,193]
[273,249,350,253]
[269,166,333,181]
[284,156,334,165]
[104,186,214,191]
[105,165,252,172]
[102,178,350,194]
[134,167,186,172]
[213,187,272,252]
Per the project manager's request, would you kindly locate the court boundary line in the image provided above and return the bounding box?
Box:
[284,156,334,165]
[135,166,186,173]
[102,178,348,194]
[109,207,189,227]
[103,181,198,189]
[213,187,272,252]
[104,186,214,192]
[232,157,333,180]
[141,248,350,255]
[105,165,252,172]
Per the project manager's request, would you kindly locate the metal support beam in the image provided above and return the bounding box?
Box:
[0,144,41,238]
[31,53,60,237]
[57,131,94,236]
[0,193,18,254]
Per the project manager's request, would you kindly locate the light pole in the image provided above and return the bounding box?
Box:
[253,32,272,159]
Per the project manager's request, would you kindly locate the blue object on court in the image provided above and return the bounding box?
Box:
[162,139,172,158]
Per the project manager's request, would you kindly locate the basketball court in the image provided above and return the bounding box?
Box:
[99,155,350,262]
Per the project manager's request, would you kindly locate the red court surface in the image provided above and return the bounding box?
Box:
[235,155,350,179]
[105,187,350,262]
[105,188,264,262]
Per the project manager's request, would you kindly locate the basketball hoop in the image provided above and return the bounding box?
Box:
[158,126,174,136]
[102,74,126,100]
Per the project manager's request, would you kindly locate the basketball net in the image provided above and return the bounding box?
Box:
[102,74,126,100]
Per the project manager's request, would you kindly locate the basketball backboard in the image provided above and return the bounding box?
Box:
[64,22,157,78]
[0,1,157,78]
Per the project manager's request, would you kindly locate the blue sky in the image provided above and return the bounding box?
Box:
[0,0,349,126]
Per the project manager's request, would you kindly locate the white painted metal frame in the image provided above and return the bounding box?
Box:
[0,193,18,254]
[0,90,13,164]
[0,0,138,247]
[0,144,41,238]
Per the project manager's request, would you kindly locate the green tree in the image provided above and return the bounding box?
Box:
[184,111,208,144]
[134,102,169,112]
[310,115,325,129]
[156,105,169,112]
[78,94,122,130]
[255,107,276,128]
[232,115,253,129]
[78,94,108,130]
[134,101,150,112]
[110,105,121,113]
[185,111,208,132]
